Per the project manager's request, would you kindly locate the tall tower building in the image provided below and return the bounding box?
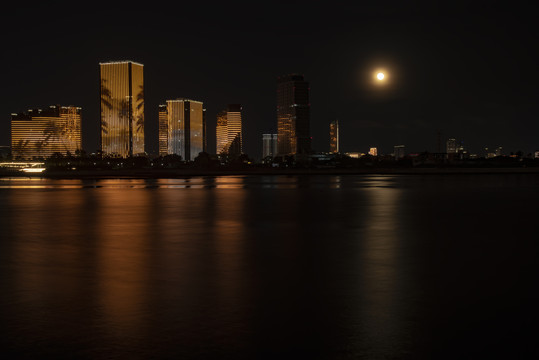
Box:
[215,104,243,157]
[202,108,207,153]
[158,99,204,161]
[100,61,144,157]
[158,104,168,156]
[446,138,457,154]
[329,119,339,153]
[11,105,82,159]
[226,104,242,157]
[216,110,228,155]
[277,74,310,155]
[262,133,278,158]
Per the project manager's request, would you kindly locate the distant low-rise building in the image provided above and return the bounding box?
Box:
[262,133,278,158]
[369,147,378,156]
[394,145,405,159]
[345,152,364,159]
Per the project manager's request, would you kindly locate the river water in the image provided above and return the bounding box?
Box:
[0,175,538,359]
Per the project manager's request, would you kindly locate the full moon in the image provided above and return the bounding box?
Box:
[377,72,385,80]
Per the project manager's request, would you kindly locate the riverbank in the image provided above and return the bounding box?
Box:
[2,166,539,179]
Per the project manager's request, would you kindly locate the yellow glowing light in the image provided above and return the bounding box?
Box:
[377,72,385,80]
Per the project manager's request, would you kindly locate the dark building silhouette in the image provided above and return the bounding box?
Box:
[276,74,310,155]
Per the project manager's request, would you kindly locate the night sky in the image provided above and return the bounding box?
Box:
[1,1,538,158]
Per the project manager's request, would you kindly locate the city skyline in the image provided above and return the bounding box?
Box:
[1,3,538,158]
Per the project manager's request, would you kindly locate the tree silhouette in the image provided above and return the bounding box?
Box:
[43,120,68,151]
[100,79,112,135]
[13,139,30,159]
[135,85,144,133]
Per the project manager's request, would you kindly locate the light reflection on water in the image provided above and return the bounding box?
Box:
[0,175,396,189]
[1,175,538,359]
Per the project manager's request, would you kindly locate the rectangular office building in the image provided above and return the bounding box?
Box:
[100,61,144,157]
[158,99,204,161]
[11,105,81,160]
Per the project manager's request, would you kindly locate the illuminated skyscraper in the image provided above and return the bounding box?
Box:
[226,104,242,157]
[215,104,243,157]
[158,105,168,156]
[158,99,204,161]
[277,74,310,155]
[262,134,278,158]
[11,105,82,160]
[202,108,207,153]
[329,119,339,153]
[100,61,144,157]
[216,110,228,155]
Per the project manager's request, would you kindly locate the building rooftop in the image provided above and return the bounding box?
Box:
[99,60,144,66]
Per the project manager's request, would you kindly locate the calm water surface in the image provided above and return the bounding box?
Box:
[1,175,538,359]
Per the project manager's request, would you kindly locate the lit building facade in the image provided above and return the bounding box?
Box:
[394,145,405,159]
[262,134,278,158]
[100,61,144,157]
[202,108,207,153]
[329,119,339,153]
[446,138,457,154]
[216,104,243,157]
[11,105,81,160]
[158,104,168,156]
[216,110,228,155]
[158,99,204,161]
[277,74,310,155]
[369,147,378,156]
[226,104,242,157]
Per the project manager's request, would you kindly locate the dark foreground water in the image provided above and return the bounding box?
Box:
[1,175,538,359]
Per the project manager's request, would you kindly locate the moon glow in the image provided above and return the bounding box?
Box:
[377,72,385,80]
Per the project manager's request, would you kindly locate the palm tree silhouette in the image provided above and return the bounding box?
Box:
[135,85,144,133]
[100,79,113,135]
[13,139,30,159]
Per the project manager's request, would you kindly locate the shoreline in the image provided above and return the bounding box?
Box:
[2,167,539,179]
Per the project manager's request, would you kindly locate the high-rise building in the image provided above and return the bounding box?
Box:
[446,138,457,154]
[215,104,243,157]
[394,145,405,159]
[100,61,144,157]
[226,104,242,157]
[158,99,204,161]
[369,147,378,156]
[329,120,339,153]
[158,104,168,156]
[262,134,278,158]
[202,108,207,153]
[216,110,228,155]
[11,105,81,160]
[277,74,310,155]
